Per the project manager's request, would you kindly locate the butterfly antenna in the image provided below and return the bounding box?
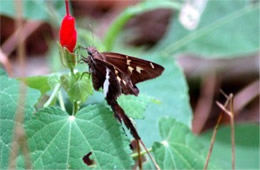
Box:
[88,23,94,47]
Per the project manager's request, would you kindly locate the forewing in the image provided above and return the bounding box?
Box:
[101,52,164,84]
[92,58,139,97]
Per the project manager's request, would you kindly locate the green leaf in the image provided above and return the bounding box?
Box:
[158,0,259,58]
[20,74,61,95]
[159,117,203,150]
[48,74,61,89]
[118,94,158,119]
[61,73,94,103]
[58,44,77,69]
[68,74,93,102]
[153,142,205,169]
[0,75,41,169]
[25,105,133,169]
[60,75,70,91]
[0,67,7,76]
[152,117,209,169]
[0,0,65,23]
[135,56,192,146]
[199,124,260,169]
[22,75,51,94]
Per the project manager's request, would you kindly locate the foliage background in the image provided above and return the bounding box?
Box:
[0,0,259,169]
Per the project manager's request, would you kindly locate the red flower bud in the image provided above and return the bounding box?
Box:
[59,15,77,53]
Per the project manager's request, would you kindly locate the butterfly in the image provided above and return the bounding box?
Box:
[82,47,163,169]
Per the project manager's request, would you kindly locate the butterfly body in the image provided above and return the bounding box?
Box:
[82,47,163,169]
[83,47,164,101]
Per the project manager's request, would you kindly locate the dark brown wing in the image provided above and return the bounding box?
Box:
[101,52,164,84]
[87,58,105,91]
[90,58,139,98]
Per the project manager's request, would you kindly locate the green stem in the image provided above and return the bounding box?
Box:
[131,147,152,158]
[58,90,66,111]
[70,67,75,76]
[72,102,78,115]
[69,67,79,115]
[43,84,61,108]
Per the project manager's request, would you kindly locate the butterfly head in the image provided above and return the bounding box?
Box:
[86,47,98,56]
[85,46,101,66]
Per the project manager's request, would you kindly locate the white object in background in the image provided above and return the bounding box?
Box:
[179,0,208,30]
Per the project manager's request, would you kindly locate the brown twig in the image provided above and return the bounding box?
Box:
[1,20,42,57]
[204,93,231,170]
[1,8,42,77]
[136,140,142,170]
[230,95,235,170]
[216,94,236,170]
[0,49,13,76]
[234,80,259,113]
[193,73,218,134]
[8,0,31,169]
[219,89,229,99]
[139,140,160,170]
[178,55,258,78]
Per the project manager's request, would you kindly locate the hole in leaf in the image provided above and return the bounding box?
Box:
[82,152,95,166]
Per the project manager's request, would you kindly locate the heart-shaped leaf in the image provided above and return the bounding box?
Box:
[0,74,41,169]
[25,105,133,169]
[152,117,212,169]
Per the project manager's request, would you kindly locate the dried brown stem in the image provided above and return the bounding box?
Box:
[216,94,236,170]
[1,20,42,57]
[137,140,142,170]
[193,73,218,134]
[204,94,231,170]
[234,80,259,113]
[219,89,229,99]
[216,101,232,117]
[8,0,31,168]
[230,95,235,170]
[178,55,258,78]
[0,49,13,76]
[139,140,160,170]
